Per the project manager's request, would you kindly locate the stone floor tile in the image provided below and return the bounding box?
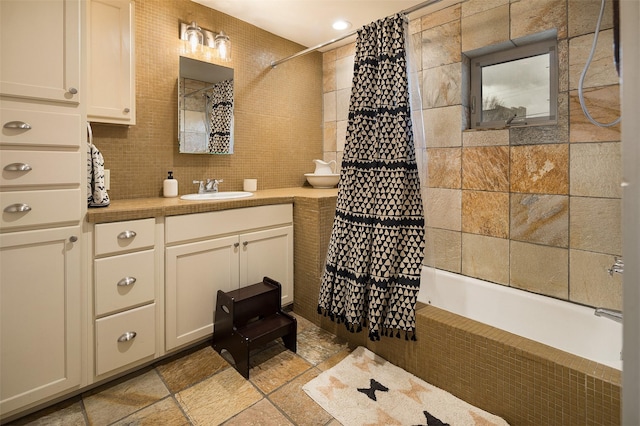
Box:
[110,397,190,426]
[269,368,332,426]
[249,345,313,394]
[175,368,262,425]
[222,398,294,425]
[156,345,230,393]
[83,370,169,425]
[9,398,86,426]
[296,326,348,366]
[316,347,354,372]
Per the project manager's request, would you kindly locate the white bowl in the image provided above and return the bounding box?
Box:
[304,173,340,188]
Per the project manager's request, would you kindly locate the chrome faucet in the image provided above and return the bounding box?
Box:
[594,308,623,323]
[205,178,223,193]
[607,257,623,276]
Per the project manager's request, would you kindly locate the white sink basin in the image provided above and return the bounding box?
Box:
[180,192,254,201]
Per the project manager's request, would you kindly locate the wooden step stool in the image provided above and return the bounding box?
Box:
[212,277,297,378]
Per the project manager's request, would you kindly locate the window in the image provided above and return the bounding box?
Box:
[469,39,558,129]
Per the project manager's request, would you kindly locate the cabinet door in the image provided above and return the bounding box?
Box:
[0,226,82,415]
[0,0,80,103]
[87,0,135,124]
[240,226,294,305]
[165,236,239,351]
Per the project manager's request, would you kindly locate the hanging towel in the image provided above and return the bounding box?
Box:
[87,139,110,208]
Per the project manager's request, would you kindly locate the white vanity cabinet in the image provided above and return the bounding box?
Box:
[165,205,293,351]
[86,0,135,125]
[92,218,157,377]
[0,0,81,104]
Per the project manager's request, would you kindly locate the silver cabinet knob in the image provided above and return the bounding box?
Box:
[4,203,31,213]
[117,276,137,287]
[123,108,130,113]
[3,163,32,171]
[3,121,31,130]
[68,87,78,94]
[117,331,137,342]
[69,236,78,243]
[117,230,137,239]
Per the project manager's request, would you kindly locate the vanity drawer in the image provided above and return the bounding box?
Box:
[94,250,155,317]
[95,218,155,256]
[166,204,293,244]
[95,303,156,376]
[0,188,81,230]
[0,107,81,148]
[1,150,81,188]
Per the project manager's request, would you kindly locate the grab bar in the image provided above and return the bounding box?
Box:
[594,308,622,323]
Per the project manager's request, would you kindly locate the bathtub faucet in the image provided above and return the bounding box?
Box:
[594,308,622,323]
[607,257,623,276]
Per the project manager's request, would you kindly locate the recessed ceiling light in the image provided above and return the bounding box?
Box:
[332,20,352,30]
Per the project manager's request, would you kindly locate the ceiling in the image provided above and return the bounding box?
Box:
[192,0,452,52]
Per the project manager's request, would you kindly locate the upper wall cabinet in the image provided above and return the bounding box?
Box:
[87,0,135,125]
[0,0,81,104]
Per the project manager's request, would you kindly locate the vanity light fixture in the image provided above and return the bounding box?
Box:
[180,21,231,61]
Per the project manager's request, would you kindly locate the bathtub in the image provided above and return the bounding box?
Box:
[417,266,622,370]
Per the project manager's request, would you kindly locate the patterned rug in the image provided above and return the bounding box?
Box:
[303,347,509,426]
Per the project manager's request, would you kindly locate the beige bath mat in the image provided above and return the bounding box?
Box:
[303,346,509,425]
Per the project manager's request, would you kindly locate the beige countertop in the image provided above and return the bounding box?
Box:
[86,187,338,223]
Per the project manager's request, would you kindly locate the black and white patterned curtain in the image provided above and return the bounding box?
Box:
[207,79,234,154]
[318,14,425,341]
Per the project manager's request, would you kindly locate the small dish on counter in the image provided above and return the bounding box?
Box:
[304,173,340,189]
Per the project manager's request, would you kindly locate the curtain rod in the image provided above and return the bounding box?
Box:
[270,0,443,68]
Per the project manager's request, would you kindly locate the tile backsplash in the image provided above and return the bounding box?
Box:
[91,0,323,200]
[322,0,622,310]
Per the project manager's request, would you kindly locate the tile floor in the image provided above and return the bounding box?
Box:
[8,313,353,426]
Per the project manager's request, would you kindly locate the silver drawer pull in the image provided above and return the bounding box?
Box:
[117,276,136,287]
[4,162,32,171]
[3,121,32,130]
[4,203,31,213]
[124,108,130,113]
[68,87,78,94]
[117,230,137,239]
[117,331,137,342]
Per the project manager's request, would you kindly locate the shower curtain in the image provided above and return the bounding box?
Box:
[207,79,234,154]
[318,14,425,340]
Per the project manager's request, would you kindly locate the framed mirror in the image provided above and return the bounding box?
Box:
[178,56,234,154]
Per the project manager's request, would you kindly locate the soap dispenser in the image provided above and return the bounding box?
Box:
[164,171,178,197]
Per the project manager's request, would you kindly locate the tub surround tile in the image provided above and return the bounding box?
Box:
[422,20,461,69]
[323,121,337,152]
[568,0,614,38]
[462,129,509,147]
[336,88,350,122]
[322,92,336,123]
[423,62,463,108]
[558,38,569,93]
[461,5,509,53]
[569,30,618,90]
[421,4,461,30]
[461,233,509,285]
[462,190,509,238]
[462,146,509,191]
[424,188,462,231]
[570,197,622,256]
[83,370,170,425]
[510,0,567,40]
[570,249,622,310]
[322,53,336,92]
[335,55,355,91]
[155,346,229,393]
[570,141,622,198]
[336,42,355,59]
[569,86,620,142]
[424,105,463,147]
[427,147,461,188]
[222,398,294,426]
[408,17,422,35]
[461,0,508,18]
[175,368,262,425]
[510,241,569,299]
[336,120,347,153]
[269,368,334,426]
[510,194,569,247]
[425,227,462,273]
[112,397,190,426]
[510,144,569,194]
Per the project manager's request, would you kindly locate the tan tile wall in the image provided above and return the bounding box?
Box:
[322,0,622,310]
[92,0,323,200]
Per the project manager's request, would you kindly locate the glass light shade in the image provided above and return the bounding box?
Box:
[185,21,203,53]
[214,31,231,62]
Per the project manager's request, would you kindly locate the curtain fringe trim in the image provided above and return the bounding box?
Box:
[317,305,417,342]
